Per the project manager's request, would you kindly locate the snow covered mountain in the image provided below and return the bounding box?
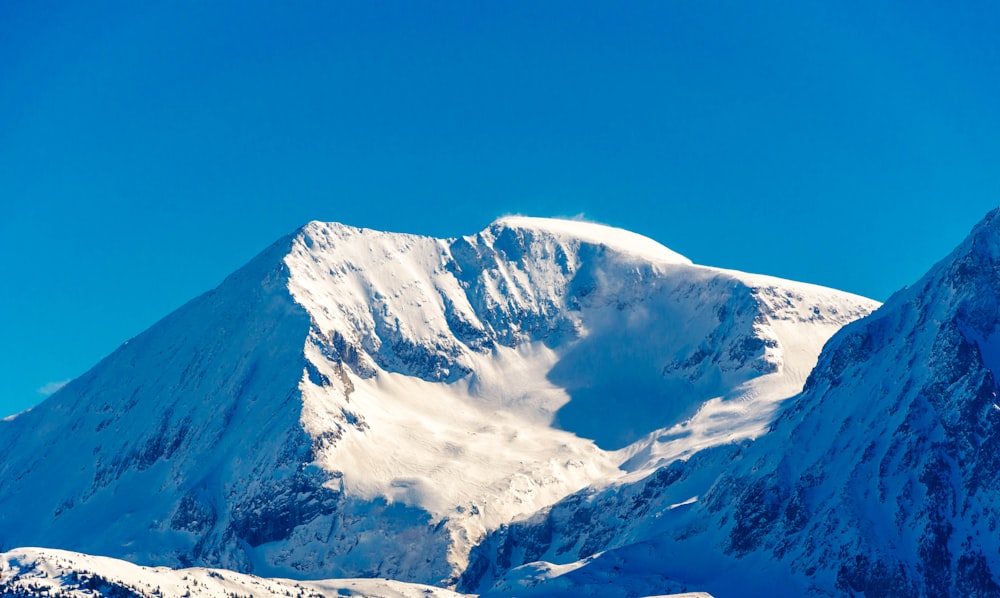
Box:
[462,210,1000,597]
[0,217,875,590]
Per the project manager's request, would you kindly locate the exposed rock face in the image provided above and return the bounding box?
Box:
[0,217,875,588]
[462,210,1000,597]
[736,208,1000,597]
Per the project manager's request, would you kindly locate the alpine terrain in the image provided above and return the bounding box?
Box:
[462,209,1000,597]
[0,216,882,596]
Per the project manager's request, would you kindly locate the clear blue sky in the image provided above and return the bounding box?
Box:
[2,1,999,417]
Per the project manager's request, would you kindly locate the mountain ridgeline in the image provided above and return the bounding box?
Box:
[7,211,999,596]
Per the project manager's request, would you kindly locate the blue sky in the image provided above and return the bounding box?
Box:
[2,1,999,417]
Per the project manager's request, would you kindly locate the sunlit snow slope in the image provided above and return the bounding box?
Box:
[0,217,877,586]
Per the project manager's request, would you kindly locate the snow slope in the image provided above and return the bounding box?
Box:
[463,209,1000,597]
[0,216,876,587]
[0,548,716,598]
[0,548,469,598]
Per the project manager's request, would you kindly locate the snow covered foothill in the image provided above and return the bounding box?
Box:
[0,547,469,597]
[0,216,876,588]
[0,547,716,598]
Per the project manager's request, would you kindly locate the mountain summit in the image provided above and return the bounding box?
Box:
[0,217,876,587]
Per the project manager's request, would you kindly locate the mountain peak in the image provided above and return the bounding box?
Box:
[293,216,693,267]
[877,206,1000,341]
[956,206,1000,271]
[915,207,1000,280]
[487,215,692,265]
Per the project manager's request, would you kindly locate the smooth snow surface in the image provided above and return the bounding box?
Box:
[493,216,693,265]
